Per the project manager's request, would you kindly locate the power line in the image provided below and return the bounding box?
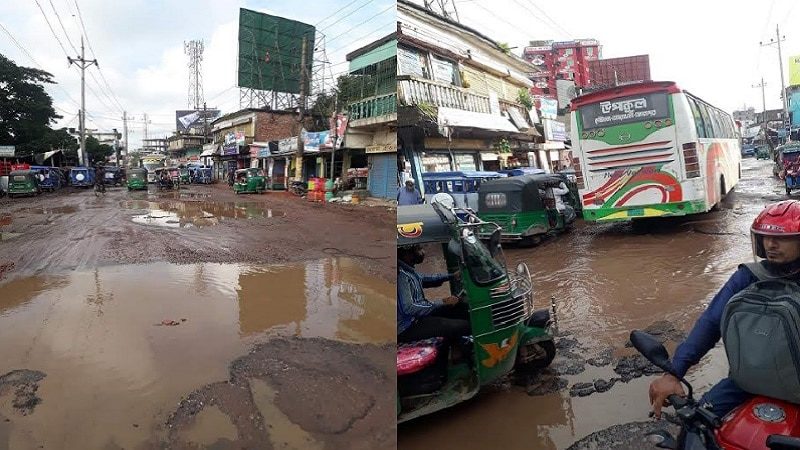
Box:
[48,0,78,54]
[0,22,82,109]
[325,3,395,46]
[32,0,71,57]
[73,0,126,112]
[318,0,380,32]
[327,19,397,54]
[524,0,573,38]
[315,0,367,26]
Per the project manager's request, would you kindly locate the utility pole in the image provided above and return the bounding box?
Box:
[203,102,209,143]
[295,35,308,180]
[122,111,128,164]
[143,113,149,143]
[753,78,767,127]
[67,36,97,166]
[761,25,790,142]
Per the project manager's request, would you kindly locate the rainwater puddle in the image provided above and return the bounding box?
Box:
[20,205,79,215]
[120,200,284,228]
[0,257,392,449]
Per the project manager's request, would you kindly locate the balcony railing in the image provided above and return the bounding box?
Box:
[347,92,397,122]
[397,75,491,114]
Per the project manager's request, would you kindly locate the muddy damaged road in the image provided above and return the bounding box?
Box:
[399,157,782,449]
[0,185,395,449]
[0,185,394,281]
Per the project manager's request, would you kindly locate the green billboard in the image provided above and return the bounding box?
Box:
[237,8,315,94]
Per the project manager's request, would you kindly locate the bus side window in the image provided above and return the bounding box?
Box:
[687,97,706,138]
[698,102,715,138]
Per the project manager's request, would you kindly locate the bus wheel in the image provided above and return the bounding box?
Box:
[719,175,726,200]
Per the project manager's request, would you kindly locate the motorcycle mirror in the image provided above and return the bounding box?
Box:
[646,430,677,449]
[629,330,674,374]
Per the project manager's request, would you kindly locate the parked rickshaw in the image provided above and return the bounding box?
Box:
[29,166,62,191]
[756,145,770,160]
[422,171,506,212]
[478,174,576,246]
[233,168,266,194]
[154,168,174,190]
[104,167,124,186]
[179,167,191,184]
[778,143,800,196]
[70,167,95,187]
[126,168,148,191]
[396,203,556,422]
[7,170,42,197]
[166,167,181,187]
[194,167,213,184]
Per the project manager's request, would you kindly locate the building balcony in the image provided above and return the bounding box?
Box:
[347,92,397,129]
[397,75,491,114]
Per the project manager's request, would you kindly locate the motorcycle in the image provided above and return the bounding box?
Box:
[289,180,307,196]
[630,330,800,450]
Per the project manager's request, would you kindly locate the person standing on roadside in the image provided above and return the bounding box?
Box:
[397,179,422,206]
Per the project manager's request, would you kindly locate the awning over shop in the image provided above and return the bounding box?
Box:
[438,107,518,134]
[43,149,61,160]
[200,148,216,157]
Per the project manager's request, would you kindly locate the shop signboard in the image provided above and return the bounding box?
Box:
[537,97,558,120]
[0,146,14,157]
[302,129,331,152]
[276,137,297,155]
[543,119,567,142]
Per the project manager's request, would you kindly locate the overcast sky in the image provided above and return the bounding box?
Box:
[0,0,395,150]
[411,0,800,116]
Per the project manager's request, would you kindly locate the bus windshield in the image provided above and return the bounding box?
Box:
[579,91,670,130]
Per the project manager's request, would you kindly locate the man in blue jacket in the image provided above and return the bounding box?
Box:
[397,244,470,343]
[650,200,800,419]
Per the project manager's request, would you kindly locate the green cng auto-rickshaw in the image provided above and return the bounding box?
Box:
[8,170,42,197]
[396,203,556,423]
[478,174,577,246]
[179,167,191,184]
[233,168,267,194]
[126,168,148,191]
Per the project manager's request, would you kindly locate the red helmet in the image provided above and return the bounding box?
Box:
[751,200,800,258]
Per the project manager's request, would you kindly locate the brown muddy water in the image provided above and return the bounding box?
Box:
[399,158,783,449]
[120,200,285,228]
[0,257,392,449]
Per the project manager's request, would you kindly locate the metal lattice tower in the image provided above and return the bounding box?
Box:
[423,0,460,22]
[185,40,205,110]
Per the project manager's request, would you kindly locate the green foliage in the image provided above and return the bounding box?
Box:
[517,88,534,110]
[85,136,114,164]
[498,43,512,55]
[0,54,60,155]
[493,138,511,153]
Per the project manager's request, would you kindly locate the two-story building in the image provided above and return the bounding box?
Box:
[397,0,542,190]
[210,109,315,187]
[166,132,205,164]
[341,33,398,199]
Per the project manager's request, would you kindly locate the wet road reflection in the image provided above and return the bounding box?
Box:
[0,257,392,449]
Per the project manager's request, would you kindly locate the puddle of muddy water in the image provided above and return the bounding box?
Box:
[121,200,284,228]
[0,257,392,449]
[400,158,774,449]
[20,206,80,215]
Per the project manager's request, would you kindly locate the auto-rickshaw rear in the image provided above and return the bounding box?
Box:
[396,202,556,423]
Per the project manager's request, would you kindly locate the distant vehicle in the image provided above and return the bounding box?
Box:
[126,168,147,191]
[8,170,42,197]
[29,166,63,191]
[421,171,506,212]
[233,168,266,194]
[70,167,95,187]
[570,81,741,222]
[141,155,167,183]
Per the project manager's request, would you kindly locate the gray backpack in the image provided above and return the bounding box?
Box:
[721,262,800,404]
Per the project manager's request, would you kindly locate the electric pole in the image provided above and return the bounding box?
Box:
[753,78,767,125]
[295,35,308,180]
[122,111,128,164]
[67,36,97,166]
[761,25,790,142]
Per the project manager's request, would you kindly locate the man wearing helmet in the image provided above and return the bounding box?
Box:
[649,200,800,419]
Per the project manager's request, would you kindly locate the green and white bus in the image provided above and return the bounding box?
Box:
[569,81,741,222]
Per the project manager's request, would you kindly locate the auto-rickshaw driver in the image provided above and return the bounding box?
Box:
[397,244,470,344]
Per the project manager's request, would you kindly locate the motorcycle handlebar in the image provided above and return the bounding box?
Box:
[667,394,688,409]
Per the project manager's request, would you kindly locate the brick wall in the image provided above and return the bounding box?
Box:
[254,112,315,142]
